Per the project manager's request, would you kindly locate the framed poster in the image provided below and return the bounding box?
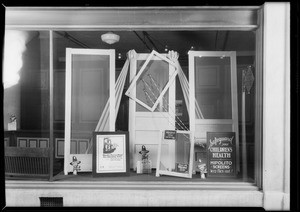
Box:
[92,131,129,177]
[207,132,236,177]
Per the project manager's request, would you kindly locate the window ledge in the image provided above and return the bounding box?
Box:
[6,180,263,207]
[6,180,259,191]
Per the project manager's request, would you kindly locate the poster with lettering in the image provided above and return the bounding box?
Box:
[96,134,126,173]
[207,132,236,177]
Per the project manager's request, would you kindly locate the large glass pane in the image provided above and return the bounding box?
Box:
[194,56,232,119]
[53,31,83,132]
[3,30,52,175]
[4,30,49,134]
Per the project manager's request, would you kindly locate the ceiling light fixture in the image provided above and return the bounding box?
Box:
[101,32,120,44]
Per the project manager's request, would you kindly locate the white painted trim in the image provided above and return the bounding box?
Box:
[188,52,196,133]
[5,181,263,206]
[64,48,72,175]
[65,49,115,55]
[125,51,177,112]
[157,170,191,179]
[128,54,137,169]
[135,112,171,118]
[155,131,163,177]
[109,50,116,131]
[283,3,290,199]
[5,7,258,32]
[6,180,259,187]
[5,6,261,10]
[262,2,290,210]
[6,25,259,31]
[189,51,238,57]
[195,119,234,124]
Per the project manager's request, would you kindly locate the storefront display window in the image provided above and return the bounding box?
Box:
[3,5,291,209]
[4,29,257,182]
[4,11,257,184]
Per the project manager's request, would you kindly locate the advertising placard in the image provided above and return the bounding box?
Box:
[164,130,177,140]
[207,132,236,177]
[93,131,129,177]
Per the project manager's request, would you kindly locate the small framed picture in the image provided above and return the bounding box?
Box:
[92,131,129,177]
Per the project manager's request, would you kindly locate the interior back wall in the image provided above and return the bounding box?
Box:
[20,34,49,130]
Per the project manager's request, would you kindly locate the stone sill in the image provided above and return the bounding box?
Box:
[6,180,259,191]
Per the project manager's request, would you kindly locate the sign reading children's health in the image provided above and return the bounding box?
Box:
[207,132,236,177]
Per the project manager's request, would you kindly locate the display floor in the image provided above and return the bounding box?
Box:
[49,170,254,183]
[5,158,255,183]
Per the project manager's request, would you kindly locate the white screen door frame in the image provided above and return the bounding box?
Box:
[128,52,176,169]
[189,51,240,172]
[64,48,115,175]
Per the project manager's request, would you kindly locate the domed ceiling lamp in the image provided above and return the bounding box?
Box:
[101,32,120,44]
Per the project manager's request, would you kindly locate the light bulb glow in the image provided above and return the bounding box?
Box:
[164,45,168,52]
[101,32,120,44]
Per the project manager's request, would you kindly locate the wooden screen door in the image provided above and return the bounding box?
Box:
[189,51,240,172]
[64,48,115,174]
[128,53,177,169]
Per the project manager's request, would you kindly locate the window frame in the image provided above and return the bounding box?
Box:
[4,6,263,189]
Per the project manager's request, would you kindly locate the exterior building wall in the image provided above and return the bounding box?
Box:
[6,181,263,207]
[4,3,290,210]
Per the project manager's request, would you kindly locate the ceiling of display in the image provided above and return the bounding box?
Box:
[54,30,256,62]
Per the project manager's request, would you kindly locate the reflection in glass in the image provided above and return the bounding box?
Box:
[4,30,50,131]
[53,31,84,131]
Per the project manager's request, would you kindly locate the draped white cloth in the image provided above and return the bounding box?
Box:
[85,50,204,154]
